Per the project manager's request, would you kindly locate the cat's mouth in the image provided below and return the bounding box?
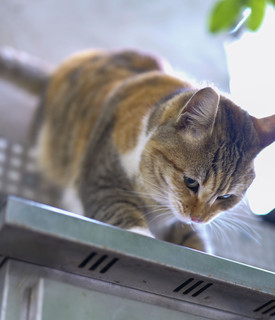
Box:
[159,190,218,225]
[189,212,218,224]
[190,216,204,223]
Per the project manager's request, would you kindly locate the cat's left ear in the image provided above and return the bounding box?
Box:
[177,87,220,139]
[251,115,275,149]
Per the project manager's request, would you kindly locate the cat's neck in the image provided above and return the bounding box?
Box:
[119,89,195,180]
[120,111,154,179]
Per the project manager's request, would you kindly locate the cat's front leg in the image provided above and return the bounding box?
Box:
[150,218,211,253]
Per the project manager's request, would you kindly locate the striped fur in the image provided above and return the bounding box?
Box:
[1,47,274,252]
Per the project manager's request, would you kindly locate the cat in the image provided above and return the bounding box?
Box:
[0,46,274,252]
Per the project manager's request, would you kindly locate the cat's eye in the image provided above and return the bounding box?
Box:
[184,176,199,192]
[217,194,231,200]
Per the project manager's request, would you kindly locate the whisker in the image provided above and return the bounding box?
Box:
[143,207,170,216]
[145,210,173,225]
[208,219,238,252]
[120,189,170,205]
[215,212,261,244]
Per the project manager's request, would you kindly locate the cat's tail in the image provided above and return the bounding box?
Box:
[0,45,53,95]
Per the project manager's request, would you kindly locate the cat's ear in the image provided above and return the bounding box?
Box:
[177,87,219,139]
[251,115,275,149]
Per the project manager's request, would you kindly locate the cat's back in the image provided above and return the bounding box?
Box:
[38,49,164,186]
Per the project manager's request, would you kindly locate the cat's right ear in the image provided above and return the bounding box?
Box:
[176,87,219,139]
[251,114,275,150]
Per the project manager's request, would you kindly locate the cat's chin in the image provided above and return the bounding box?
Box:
[177,215,193,224]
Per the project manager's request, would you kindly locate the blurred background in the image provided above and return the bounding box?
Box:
[0,0,229,142]
[0,0,274,270]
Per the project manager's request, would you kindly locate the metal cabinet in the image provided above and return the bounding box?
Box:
[1,260,208,320]
[0,196,275,319]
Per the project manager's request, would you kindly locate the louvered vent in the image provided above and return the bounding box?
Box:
[173,278,213,297]
[78,252,119,274]
[254,300,275,317]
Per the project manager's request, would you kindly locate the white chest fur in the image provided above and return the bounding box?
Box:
[120,113,154,179]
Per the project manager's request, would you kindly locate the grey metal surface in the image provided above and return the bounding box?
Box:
[0,195,274,319]
[0,260,213,320]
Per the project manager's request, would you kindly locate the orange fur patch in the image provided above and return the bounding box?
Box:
[113,72,187,153]
[40,50,164,186]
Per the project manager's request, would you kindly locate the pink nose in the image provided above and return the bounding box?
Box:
[191,217,203,223]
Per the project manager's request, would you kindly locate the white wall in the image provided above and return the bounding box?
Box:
[225,6,275,214]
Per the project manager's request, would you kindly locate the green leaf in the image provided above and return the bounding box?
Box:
[268,0,275,6]
[246,0,267,31]
[209,0,242,33]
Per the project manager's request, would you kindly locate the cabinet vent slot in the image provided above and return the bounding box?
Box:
[89,255,107,271]
[78,252,97,268]
[78,252,119,274]
[192,283,213,297]
[174,278,213,297]
[174,278,194,292]
[254,300,275,317]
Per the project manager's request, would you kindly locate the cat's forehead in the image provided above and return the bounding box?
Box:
[184,140,256,189]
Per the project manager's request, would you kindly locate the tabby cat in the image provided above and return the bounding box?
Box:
[0,46,274,252]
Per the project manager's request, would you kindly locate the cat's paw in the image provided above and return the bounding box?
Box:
[180,233,210,253]
[155,219,212,253]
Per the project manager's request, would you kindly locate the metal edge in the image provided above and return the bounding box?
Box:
[2,195,275,296]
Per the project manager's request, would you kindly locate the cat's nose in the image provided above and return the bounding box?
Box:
[191,217,203,223]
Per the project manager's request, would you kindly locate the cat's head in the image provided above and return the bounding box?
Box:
[141,87,275,224]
